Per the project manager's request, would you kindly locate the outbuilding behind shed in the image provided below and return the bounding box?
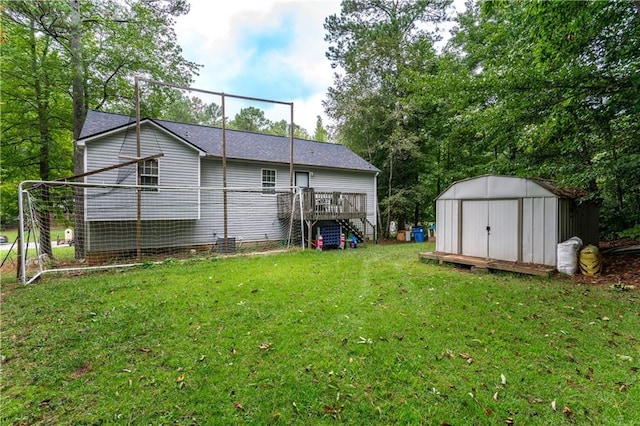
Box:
[435,175,599,267]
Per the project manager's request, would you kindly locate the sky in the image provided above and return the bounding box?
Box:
[173,0,343,135]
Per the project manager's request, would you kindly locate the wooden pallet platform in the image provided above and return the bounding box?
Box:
[419,252,556,278]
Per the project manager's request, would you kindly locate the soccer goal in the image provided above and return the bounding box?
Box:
[17,180,306,284]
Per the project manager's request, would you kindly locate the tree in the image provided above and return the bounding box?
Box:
[324,0,450,233]
[229,106,271,133]
[312,115,328,142]
[1,0,199,257]
[446,0,640,235]
[162,95,223,126]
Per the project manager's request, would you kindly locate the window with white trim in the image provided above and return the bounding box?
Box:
[138,159,158,191]
[262,169,276,194]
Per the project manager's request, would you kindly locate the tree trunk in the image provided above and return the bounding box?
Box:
[70,0,86,259]
[28,19,53,258]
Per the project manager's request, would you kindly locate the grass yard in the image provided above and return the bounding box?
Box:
[1,243,638,425]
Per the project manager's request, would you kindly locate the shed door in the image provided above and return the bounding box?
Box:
[488,200,519,261]
[461,200,519,261]
[461,201,489,258]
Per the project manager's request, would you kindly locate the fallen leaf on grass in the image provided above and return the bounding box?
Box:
[259,343,271,350]
[617,354,633,361]
[323,404,344,414]
[71,363,92,380]
[526,396,543,404]
[234,402,244,410]
[459,352,472,361]
[505,417,514,425]
[493,392,499,401]
[230,347,237,355]
[137,347,152,353]
[501,374,507,385]
[563,406,575,423]
[551,400,557,411]
[176,375,185,383]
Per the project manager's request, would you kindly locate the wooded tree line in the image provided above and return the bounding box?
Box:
[324,0,639,238]
[0,0,326,233]
[1,0,638,241]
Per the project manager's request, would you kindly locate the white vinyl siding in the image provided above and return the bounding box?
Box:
[83,124,378,250]
[85,124,201,221]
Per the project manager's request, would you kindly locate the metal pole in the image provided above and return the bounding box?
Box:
[135,77,142,261]
[290,103,294,188]
[134,77,293,106]
[222,93,228,249]
[17,182,26,284]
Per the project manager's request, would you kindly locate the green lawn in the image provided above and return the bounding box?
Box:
[1,243,638,424]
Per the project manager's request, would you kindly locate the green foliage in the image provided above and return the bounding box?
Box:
[324,0,451,234]
[228,107,311,139]
[0,0,200,225]
[618,224,640,241]
[312,115,329,142]
[2,245,638,424]
[325,0,640,235]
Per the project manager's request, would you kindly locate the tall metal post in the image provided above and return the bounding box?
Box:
[222,94,228,250]
[17,182,26,283]
[135,77,142,261]
[290,104,294,188]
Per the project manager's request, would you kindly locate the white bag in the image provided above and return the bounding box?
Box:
[557,237,583,276]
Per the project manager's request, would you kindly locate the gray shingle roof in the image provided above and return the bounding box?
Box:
[80,110,379,173]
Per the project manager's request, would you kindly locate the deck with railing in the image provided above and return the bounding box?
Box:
[277,190,367,221]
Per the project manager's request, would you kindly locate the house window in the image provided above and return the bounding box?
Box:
[262,169,276,194]
[138,159,158,191]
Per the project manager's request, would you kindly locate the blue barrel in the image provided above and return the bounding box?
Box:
[412,226,425,243]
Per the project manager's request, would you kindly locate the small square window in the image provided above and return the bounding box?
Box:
[139,159,158,191]
[262,169,276,194]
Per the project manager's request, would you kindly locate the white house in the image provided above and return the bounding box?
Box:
[77,110,379,254]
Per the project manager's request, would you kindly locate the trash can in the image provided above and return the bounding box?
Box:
[412,226,425,243]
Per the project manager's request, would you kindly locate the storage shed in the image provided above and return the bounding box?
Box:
[435,175,599,267]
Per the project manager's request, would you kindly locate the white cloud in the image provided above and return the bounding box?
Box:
[174,0,341,134]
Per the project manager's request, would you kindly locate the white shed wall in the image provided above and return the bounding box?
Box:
[435,199,459,254]
[521,197,558,266]
[436,176,564,266]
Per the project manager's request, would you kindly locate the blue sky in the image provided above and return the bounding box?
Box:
[174,1,342,134]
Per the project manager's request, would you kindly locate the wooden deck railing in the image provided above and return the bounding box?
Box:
[277,190,367,221]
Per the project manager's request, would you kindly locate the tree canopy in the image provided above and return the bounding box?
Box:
[325,0,640,237]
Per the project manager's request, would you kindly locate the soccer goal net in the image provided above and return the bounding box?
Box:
[17,180,305,284]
